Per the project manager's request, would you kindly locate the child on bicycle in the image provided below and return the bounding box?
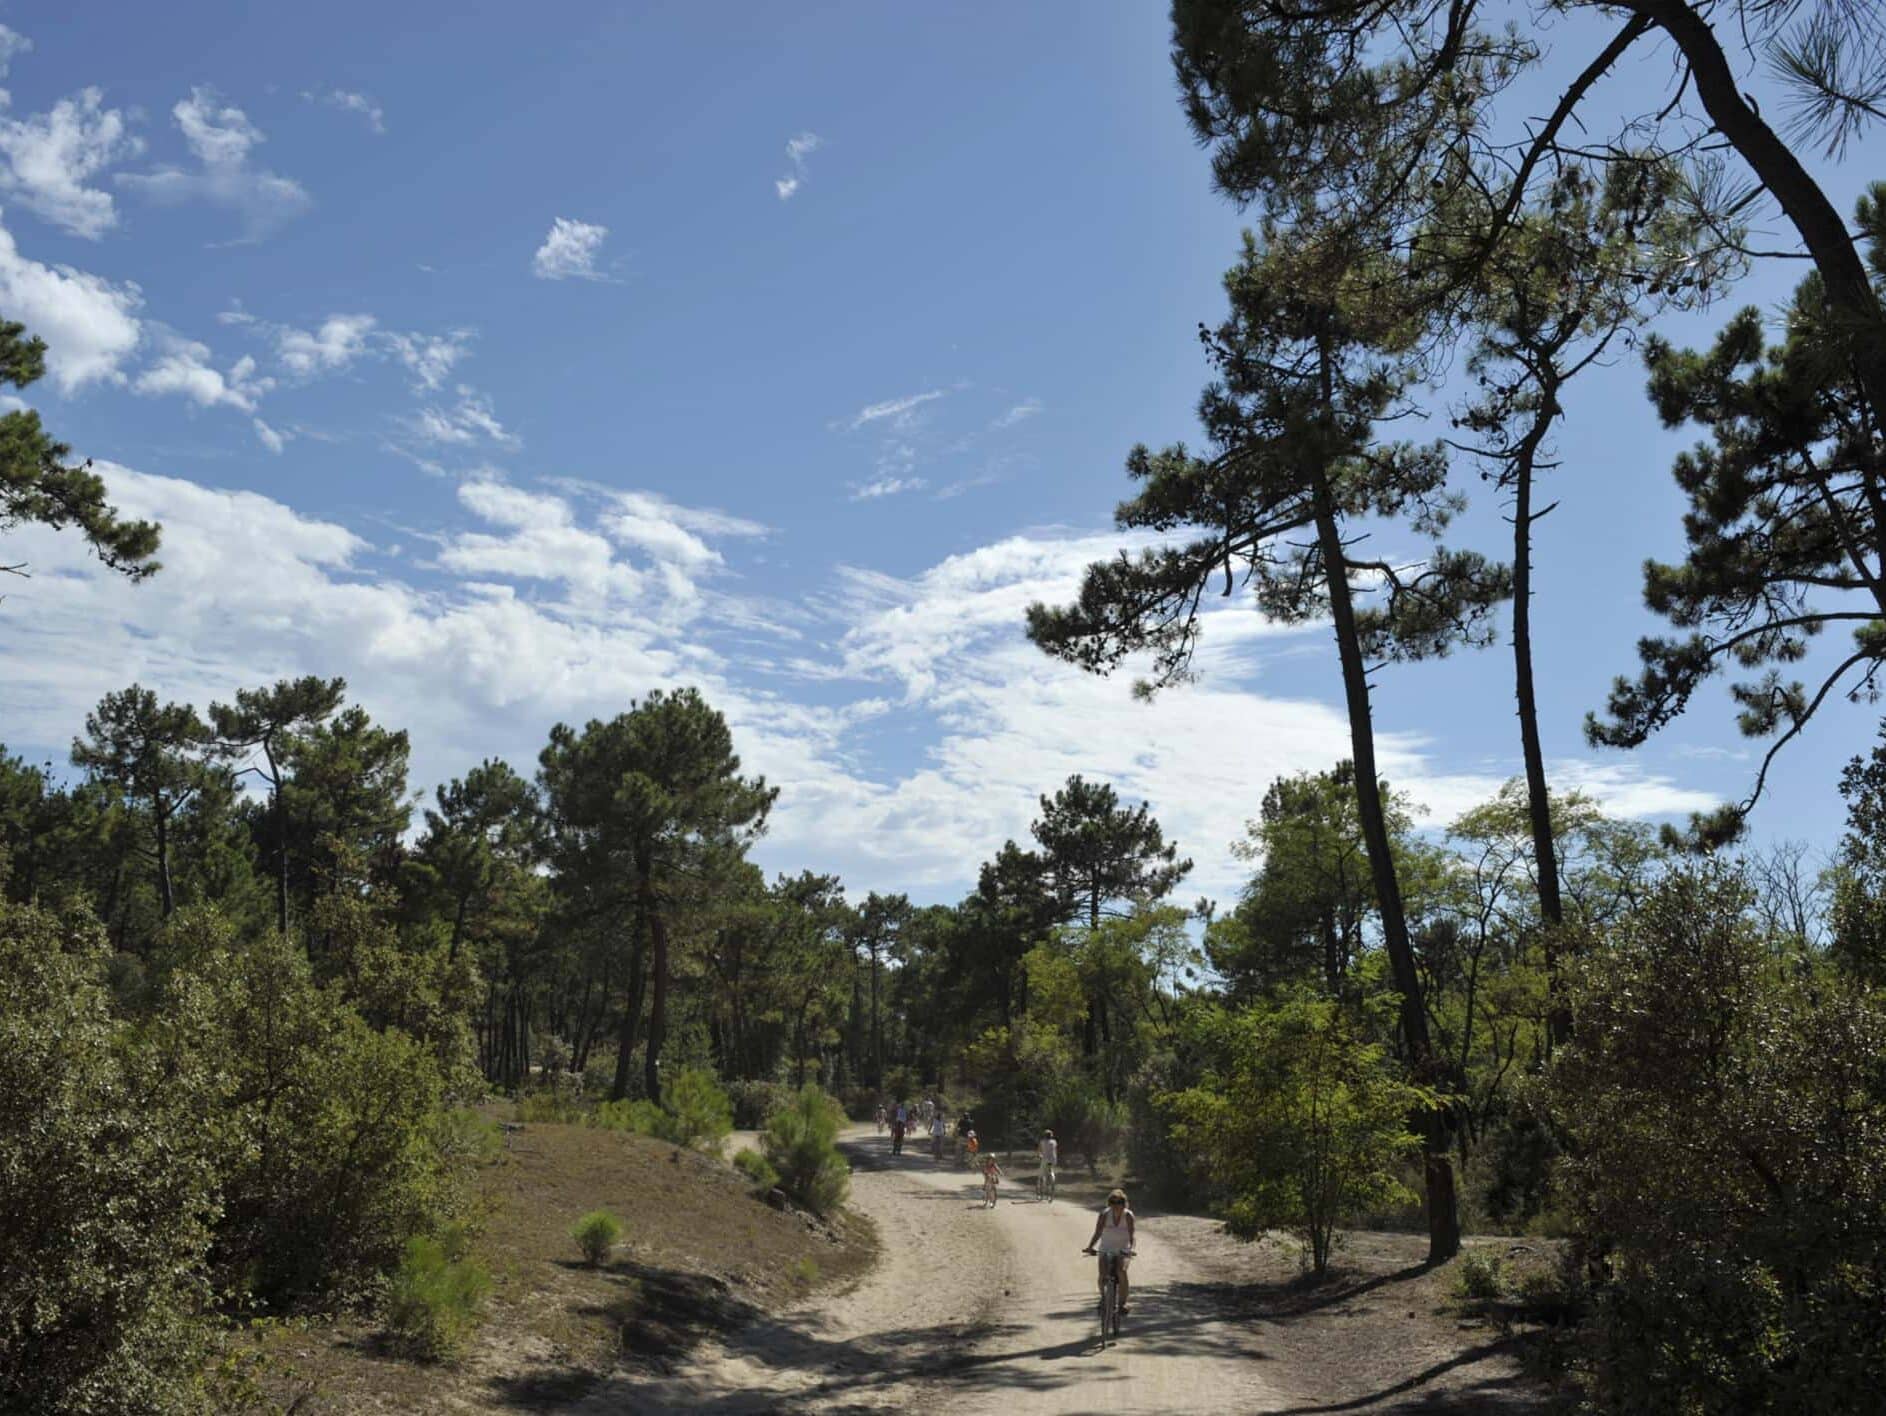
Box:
[1082,1189,1137,1315]
[1037,1129,1058,1198]
[981,1153,1003,1207]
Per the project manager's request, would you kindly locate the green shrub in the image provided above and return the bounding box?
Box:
[517,1089,588,1124]
[432,1108,504,1168]
[792,1257,820,1286]
[1039,1075,1127,1174]
[733,1147,781,1190]
[571,1210,623,1267]
[383,1234,491,1361]
[661,1068,734,1155]
[725,1079,792,1129]
[1454,1250,1505,1303]
[0,901,218,1414]
[164,921,461,1308]
[592,1070,733,1156]
[1547,866,1886,1412]
[761,1085,851,1215]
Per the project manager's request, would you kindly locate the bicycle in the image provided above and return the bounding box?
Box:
[1036,1165,1056,1203]
[1083,1248,1132,1344]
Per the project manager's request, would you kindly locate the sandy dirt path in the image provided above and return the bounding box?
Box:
[583,1127,1285,1413]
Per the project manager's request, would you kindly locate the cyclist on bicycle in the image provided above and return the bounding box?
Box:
[1037,1129,1058,1197]
[1082,1189,1137,1316]
[981,1153,1003,1207]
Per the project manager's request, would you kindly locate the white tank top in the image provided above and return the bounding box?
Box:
[1097,1208,1132,1252]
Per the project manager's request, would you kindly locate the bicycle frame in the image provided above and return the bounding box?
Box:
[1097,1250,1124,1343]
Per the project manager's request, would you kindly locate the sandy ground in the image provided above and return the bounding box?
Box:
[578,1136,1279,1412]
[573,1125,1551,1414]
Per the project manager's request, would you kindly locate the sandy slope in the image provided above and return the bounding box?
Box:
[583,1127,1284,1413]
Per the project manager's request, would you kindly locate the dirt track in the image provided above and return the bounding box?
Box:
[582,1127,1276,1413]
[576,1128,1547,1414]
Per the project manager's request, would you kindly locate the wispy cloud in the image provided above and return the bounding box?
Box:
[132,331,272,412]
[775,131,820,201]
[118,86,311,241]
[532,217,610,281]
[0,86,143,238]
[0,24,31,77]
[409,388,518,449]
[991,397,1042,429]
[849,475,927,501]
[846,389,943,431]
[301,87,385,134]
[276,313,376,376]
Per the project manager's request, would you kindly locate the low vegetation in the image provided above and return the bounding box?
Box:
[570,1210,623,1268]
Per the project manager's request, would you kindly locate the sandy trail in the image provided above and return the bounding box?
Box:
[586,1126,1284,1413]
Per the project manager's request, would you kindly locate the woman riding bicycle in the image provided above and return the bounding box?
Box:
[1082,1189,1137,1316]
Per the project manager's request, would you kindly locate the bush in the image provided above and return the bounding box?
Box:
[383,1234,490,1361]
[432,1108,504,1168]
[733,1147,780,1190]
[592,1069,733,1155]
[1547,866,1886,1412]
[0,901,218,1414]
[164,920,461,1308]
[517,1089,588,1125]
[761,1085,851,1215]
[1160,994,1429,1275]
[571,1210,622,1267]
[1039,1075,1127,1174]
[1454,1250,1505,1303]
[725,1078,792,1129]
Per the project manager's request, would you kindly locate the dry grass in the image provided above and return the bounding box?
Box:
[245,1116,878,1412]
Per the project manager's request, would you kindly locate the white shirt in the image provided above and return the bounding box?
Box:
[1039,1139,1058,1166]
[1097,1208,1133,1253]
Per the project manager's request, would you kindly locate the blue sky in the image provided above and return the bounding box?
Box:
[1,2,1881,905]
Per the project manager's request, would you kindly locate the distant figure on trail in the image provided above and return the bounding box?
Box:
[965,1128,979,1166]
[1083,1189,1137,1317]
[894,1099,908,1129]
[930,1109,947,1160]
[1038,1129,1058,1194]
[981,1153,1003,1207]
[890,1113,905,1155]
[875,1104,886,1134]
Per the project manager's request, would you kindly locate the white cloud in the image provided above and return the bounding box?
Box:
[850,476,926,501]
[0,214,141,390]
[409,388,517,449]
[0,466,1720,904]
[384,328,471,390]
[132,333,271,411]
[846,389,942,431]
[775,131,820,201]
[276,313,375,375]
[0,25,31,77]
[531,217,609,281]
[991,397,1042,429]
[118,86,311,241]
[252,417,287,453]
[0,87,142,238]
[302,87,384,134]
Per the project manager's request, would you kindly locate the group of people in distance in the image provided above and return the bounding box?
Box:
[871,1098,1137,1317]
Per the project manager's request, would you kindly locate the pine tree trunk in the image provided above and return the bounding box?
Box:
[1510,406,1570,1050]
[611,914,649,1102]
[644,885,669,1106]
[1306,415,1460,1264]
[1625,0,1886,429]
[870,941,882,1090]
[266,739,288,937]
[155,804,175,919]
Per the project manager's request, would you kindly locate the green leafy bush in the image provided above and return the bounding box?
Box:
[517,1089,588,1124]
[571,1210,622,1267]
[593,1069,733,1155]
[1454,1250,1505,1303]
[725,1079,792,1129]
[761,1085,851,1215]
[163,920,460,1308]
[1038,1074,1127,1174]
[1161,994,1429,1275]
[1547,866,1886,1412]
[0,901,218,1415]
[432,1108,504,1168]
[383,1234,490,1361]
[733,1147,780,1190]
